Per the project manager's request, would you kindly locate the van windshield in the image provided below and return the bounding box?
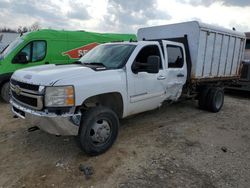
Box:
[0,37,23,59]
[79,44,136,69]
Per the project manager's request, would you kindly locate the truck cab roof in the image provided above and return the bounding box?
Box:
[105,40,162,46]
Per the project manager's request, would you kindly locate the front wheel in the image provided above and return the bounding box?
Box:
[78,106,119,156]
[0,82,10,103]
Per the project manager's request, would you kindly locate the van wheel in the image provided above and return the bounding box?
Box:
[207,87,224,113]
[198,87,210,110]
[1,82,10,103]
[78,106,119,156]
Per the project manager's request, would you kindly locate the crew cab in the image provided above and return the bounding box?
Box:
[0,29,135,102]
[10,21,246,155]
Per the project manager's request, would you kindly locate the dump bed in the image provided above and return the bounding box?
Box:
[137,21,246,82]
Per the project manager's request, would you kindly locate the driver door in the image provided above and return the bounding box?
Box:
[127,44,166,115]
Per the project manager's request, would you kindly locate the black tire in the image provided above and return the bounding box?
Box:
[0,82,10,103]
[207,87,224,113]
[78,106,119,156]
[198,87,211,110]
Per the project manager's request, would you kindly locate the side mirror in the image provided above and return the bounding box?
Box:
[13,52,28,64]
[146,55,160,74]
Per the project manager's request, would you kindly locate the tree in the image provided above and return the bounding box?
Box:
[17,22,41,33]
[30,22,41,31]
[17,26,28,33]
[0,27,17,33]
[17,26,23,33]
[1,22,42,34]
[22,26,28,33]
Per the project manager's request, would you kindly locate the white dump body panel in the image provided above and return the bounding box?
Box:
[137,21,246,80]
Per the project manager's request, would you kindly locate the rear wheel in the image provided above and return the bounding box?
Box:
[78,106,119,156]
[0,82,10,103]
[198,87,210,110]
[207,87,224,113]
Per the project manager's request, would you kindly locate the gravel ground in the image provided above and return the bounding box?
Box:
[0,91,249,188]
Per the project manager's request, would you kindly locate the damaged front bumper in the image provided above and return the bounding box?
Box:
[10,99,81,136]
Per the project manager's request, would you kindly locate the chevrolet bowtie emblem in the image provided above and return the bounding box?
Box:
[14,85,22,95]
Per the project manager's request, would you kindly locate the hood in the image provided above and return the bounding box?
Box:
[11,64,96,86]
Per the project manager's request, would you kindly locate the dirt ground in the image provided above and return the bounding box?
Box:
[0,91,250,188]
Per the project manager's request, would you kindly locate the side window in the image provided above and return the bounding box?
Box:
[246,39,250,49]
[167,45,184,68]
[15,40,46,63]
[134,45,162,69]
[32,41,46,62]
[20,43,32,61]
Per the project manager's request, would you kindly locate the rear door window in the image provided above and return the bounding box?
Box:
[167,45,184,68]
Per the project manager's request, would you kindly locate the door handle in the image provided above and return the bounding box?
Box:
[157,75,166,80]
[177,73,184,77]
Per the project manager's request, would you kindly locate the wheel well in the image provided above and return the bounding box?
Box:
[82,92,124,118]
[0,79,10,90]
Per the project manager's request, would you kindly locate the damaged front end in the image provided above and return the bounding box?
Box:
[10,78,82,136]
[11,100,82,136]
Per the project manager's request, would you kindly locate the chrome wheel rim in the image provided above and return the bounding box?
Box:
[90,119,111,144]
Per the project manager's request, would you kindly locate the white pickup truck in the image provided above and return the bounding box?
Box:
[10,21,246,155]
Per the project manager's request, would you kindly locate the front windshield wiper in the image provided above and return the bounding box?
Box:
[73,61,82,64]
[83,62,106,67]
[0,44,9,54]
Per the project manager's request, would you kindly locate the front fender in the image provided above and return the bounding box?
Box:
[54,69,128,107]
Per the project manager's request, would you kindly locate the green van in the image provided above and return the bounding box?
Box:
[0,29,136,102]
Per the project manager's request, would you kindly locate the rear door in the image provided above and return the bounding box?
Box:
[162,40,187,100]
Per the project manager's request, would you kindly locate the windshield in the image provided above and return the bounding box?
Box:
[79,44,136,69]
[0,37,23,59]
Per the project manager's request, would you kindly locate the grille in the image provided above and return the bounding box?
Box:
[10,79,43,110]
[12,91,38,107]
[10,79,39,91]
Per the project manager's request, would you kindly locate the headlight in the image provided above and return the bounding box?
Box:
[45,86,75,107]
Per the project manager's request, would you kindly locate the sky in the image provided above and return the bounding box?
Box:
[0,0,250,34]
